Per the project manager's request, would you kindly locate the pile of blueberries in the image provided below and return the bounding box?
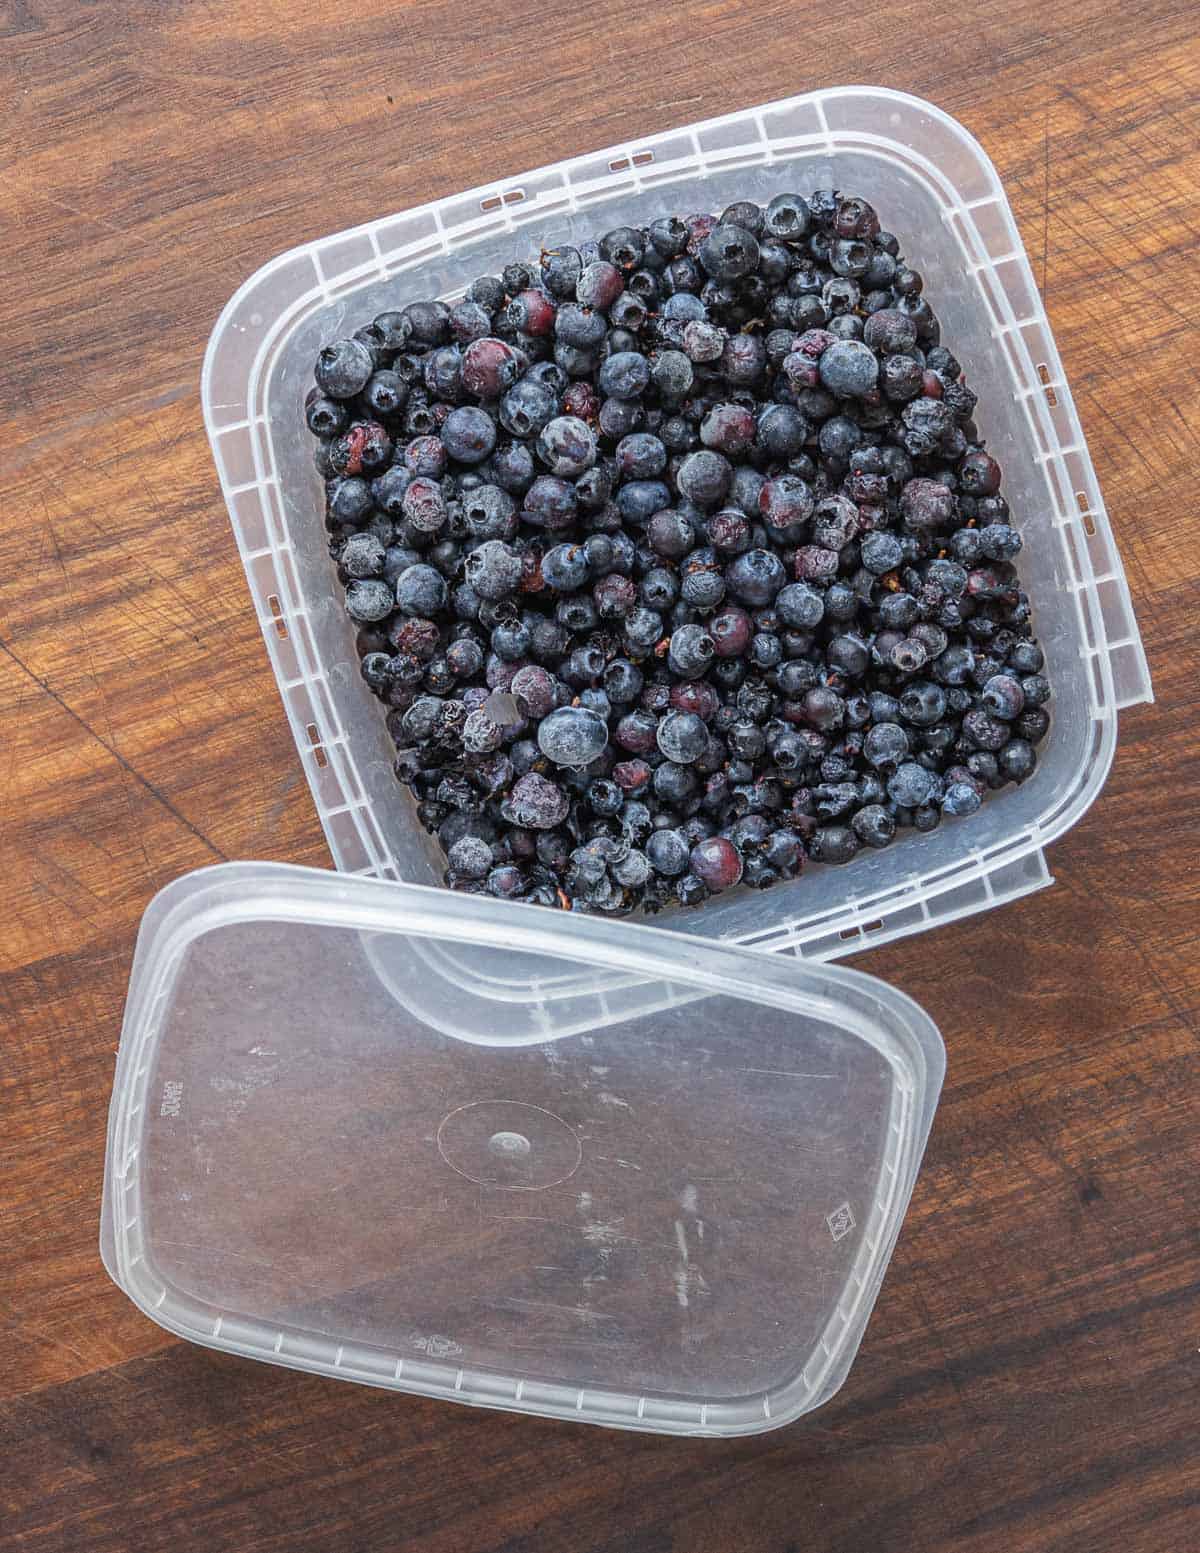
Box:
[305,190,1051,915]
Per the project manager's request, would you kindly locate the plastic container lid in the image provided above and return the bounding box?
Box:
[101,862,944,1437]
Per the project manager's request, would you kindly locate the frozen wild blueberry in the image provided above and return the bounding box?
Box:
[690,836,743,891]
[668,623,716,679]
[540,542,589,593]
[701,402,757,457]
[523,475,578,530]
[726,549,786,606]
[447,835,493,880]
[763,193,810,241]
[818,339,879,397]
[310,188,1051,913]
[395,565,447,617]
[442,406,497,465]
[942,781,983,818]
[860,532,904,575]
[656,710,708,764]
[887,762,936,808]
[864,722,909,771]
[776,582,825,629]
[500,378,558,438]
[316,338,375,398]
[465,540,522,600]
[982,673,1025,720]
[506,772,569,829]
[699,223,761,281]
[900,477,956,529]
[462,337,521,398]
[344,578,395,623]
[646,828,690,876]
[598,351,651,400]
[537,705,609,767]
[340,532,386,578]
[812,826,859,865]
[537,416,597,478]
[676,449,732,507]
[852,805,896,849]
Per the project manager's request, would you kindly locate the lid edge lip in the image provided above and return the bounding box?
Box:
[124,860,945,1061]
[86,1266,859,1439]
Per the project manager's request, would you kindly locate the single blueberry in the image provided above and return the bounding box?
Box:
[537,706,609,768]
[818,339,879,398]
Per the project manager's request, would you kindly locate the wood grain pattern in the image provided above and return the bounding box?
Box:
[1,0,1197,1548]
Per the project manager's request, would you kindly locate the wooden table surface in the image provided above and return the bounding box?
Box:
[3,1,1198,1549]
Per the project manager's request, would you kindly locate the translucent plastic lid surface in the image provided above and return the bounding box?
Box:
[101,862,943,1436]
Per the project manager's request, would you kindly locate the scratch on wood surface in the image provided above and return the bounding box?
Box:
[39,504,161,885]
[0,1301,99,1378]
[1083,389,1156,483]
[32,189,129,240]
[0,634,228,863]
[7,383,193,479]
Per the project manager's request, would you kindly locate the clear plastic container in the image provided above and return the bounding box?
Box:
[100,861,944,1436]
[201,86,1150,978]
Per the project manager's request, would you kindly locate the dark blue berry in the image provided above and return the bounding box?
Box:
[680,568,725,610]
[536,416,596,477]
[982,674,1025,720]
[818,340,878,397]
[491,619,531,662]
[306,393,349,437]
[763,193,810,241]
[980,522,1022,560]
[864,722,909,770]
[617,480,672,526]
[598,396,644,439]
[598,351,650,399]
[646,828,689,876]
[506,772,569,829]
[447,835,493,879]
[464,540,522,600]
[887,761,935,807]
[523,475,577,530]
[541,246,582,298]
[499,378,558,438]
[394,564,447,617]
[668,623,715,679]
[726,548,786,606]
[998,739,1037,782]
[616,433,668,480]
[540,542,589,592]
[316,338,374,398]
[588,778,624,817]
[442,406,496,464]
[898,681,946,726]
[1009,641,1044,675]
[1020,673,1051,707]
[860,532,904,575]
[537,706,608,767]
[962,707,1009,752]
[491,441,536,494]
[942,781,982,818]
[852,804,896,848]
[699,223,760,281]
[656,710,708,764]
